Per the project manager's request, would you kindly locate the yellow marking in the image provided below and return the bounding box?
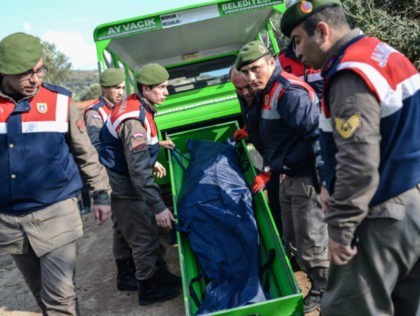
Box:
[334,113,361,139]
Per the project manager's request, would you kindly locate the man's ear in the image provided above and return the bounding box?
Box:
[317,22,330,42]
[268,56,276,68]
[143,86,150,95]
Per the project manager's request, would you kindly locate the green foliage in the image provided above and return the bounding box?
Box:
[63,70,100,102]
[342,0,420,68]
[78,83,101,101]
[40,39,100,102]
[372,0,418,20]
[272,0,419,68]
[42,41,72,86]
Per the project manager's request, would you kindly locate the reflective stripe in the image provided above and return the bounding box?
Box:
[144,119,159,145]
[104,118,118,138]
[56,94,69,123]
[319,111,333,132]
[98,107,109,122]
[287,78,317,101]
[22,121,68,133]
[337,62,420,118]
[306,72,323,83]
[107,109,158,145]
[110,110,141,137]
[261,83,283,120]
[0,123,6,134]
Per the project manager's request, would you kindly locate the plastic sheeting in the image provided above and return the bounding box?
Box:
[177,139,267,315]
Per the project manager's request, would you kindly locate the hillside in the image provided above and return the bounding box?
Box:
[63,70,100,102]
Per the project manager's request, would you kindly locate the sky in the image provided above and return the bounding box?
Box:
[1,0,207,70]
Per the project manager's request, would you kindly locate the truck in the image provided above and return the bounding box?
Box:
[92,1,303,315]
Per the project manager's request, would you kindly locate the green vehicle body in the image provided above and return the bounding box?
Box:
[93,1,303,315]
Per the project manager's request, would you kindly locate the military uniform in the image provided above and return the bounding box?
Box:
[235,41,329,313]
[84,96,134,258]
[237,93,264,153]
[236,91,283,233]
[99,96,174,283]
[318,28,420,316]
[84,97,113,150]
[83,87,141,293]
[282,0,417,313]
[0,82,110,315]
[99,63,180,305]
[277,42,324,100]
[258,66,329,275]
[0,32,111,315]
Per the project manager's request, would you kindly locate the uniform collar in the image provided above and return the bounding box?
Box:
[136,93,157,114]
[261,66,281,95]
[100,96,115,109]
[321,28,364,75]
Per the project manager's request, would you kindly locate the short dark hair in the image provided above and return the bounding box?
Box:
[303,6,348,36]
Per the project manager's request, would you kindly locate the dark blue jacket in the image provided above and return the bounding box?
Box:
[258,67,320,177]
[0,83,83,214]
[321,35,420,205]
[237,94,264,154]
[99,94,159,175]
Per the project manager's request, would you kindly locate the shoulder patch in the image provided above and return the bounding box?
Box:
[76,119,86,133]
[130,133,147,153]
[36,103,48,114]
[333,113,361,139]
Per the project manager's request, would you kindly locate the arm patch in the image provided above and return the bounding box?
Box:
[333,113,361,139]
[130,133,147,153]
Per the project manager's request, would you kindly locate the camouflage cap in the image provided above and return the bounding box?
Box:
[100,68,126,87]
[281,0,342,37]
[235,40,269,70]
[136,63,169,86]
[0,32,43,75]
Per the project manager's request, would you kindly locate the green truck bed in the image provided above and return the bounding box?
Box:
[167,121,303,316]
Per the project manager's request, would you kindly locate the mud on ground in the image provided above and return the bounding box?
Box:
[0,213,319,316]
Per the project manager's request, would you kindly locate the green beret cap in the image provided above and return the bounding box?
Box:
[0,32,43,75]
[100,68,126,87]
[235,40,269,70]
[281,0,342,37]
[136,63,169,86]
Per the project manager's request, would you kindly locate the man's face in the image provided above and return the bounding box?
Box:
[1,57,45,97]
[144,80,169,105]
[231,70,254,105]
[240,56,275,91]
[103,82,126,106]
[291,23,325,70]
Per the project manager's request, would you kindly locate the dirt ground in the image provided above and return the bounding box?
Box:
[0,212,319,316]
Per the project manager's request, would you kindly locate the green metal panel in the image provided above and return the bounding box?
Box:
[92,0,288,151]
[93,0,282,42]
[155,82,240,131]
[167,121,303,316]
[92,0,285,73]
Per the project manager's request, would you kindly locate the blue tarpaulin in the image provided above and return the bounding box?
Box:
[176,139,267,315]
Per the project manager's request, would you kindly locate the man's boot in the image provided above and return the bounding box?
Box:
[304,289,323,313]
[116,258,138,291]
[304,267,328,313]
[156,259,182,287]
[137,269,180,306]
